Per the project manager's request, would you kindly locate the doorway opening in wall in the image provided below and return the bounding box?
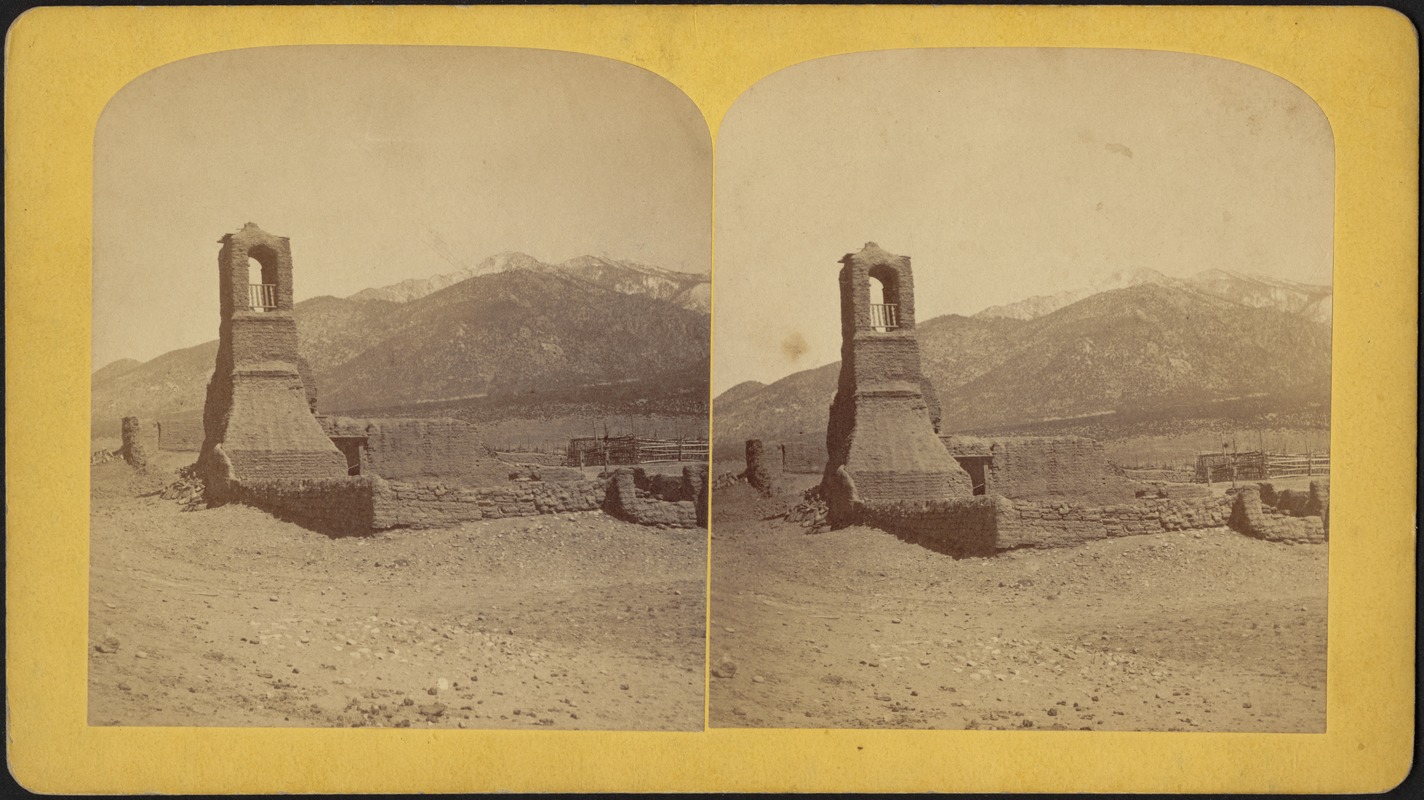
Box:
[330,437,366,476]
[956,456,989,496]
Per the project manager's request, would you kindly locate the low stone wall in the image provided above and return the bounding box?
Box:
[373,478,606,530]
[1227,482,1329,543]
[862,492,1232,556]
[236,477,378,537]
[603,466,706,529]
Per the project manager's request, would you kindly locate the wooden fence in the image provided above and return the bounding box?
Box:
[1194,451,1329,483]
[564,435,709,467]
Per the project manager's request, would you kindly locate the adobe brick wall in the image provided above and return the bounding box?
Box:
[941,435,1140,503]
[602,466,704,529]
[235,476,377,537]
[863,493,1232,555]
[373,477,606,530]
[1227,484,1328,543]
[320,415,510,486]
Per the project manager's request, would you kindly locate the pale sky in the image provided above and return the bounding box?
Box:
[712,48,1334,395]
[93,46,711,368]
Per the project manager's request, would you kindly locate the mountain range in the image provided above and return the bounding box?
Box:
[348,251,711,312]
[975,267,1332,325]
[713,270,1332,451]
[92,254,710,433]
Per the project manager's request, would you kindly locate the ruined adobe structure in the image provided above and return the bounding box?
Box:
[120,416,157,469]
[822,243,974,524]
[811,244,1327,554]
[191,223,704,534]
[743,439,783,495]
[197,223,348,494]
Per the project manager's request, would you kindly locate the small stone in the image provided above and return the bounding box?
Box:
[437,678,450,692]
[890,618,902,624]
[733,707,748,717]
[752,675,765,684]
[269,596,279,602]
[135,651,148,660]
[1243,702,1252,709]
[1021,719,1034,728]
[417,703,446,718]
[620,683,630,691]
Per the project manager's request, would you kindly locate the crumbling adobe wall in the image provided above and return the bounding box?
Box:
[1228,483,1328,543]
[862,497,1004,556]
[863,492,1232,555]
[234,476,378,537]
[319,416,510,486]
[940,435,1139,503]
[602,466,706,529]
[121,416,157,468]
[373,477,607,530]
[744,439,781,495]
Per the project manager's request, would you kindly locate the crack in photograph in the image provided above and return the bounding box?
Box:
[88,46,711,731]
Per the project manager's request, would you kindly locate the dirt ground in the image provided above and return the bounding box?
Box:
[88,451,706,730]
[709,470,1327,732]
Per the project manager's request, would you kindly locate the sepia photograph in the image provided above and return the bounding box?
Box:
[7,4,1414,794]
[87,45,711,730]
[710,48,1334,731]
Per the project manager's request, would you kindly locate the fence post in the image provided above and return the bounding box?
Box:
[1307,452,1313,476]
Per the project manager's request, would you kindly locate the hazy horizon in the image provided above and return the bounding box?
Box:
[93,46,712,367]
[712,48,1334,396]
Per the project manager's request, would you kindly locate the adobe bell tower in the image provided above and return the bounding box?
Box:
[821,242,973,524]
[197,223,347,493]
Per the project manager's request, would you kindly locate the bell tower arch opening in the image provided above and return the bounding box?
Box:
[867,264,901,331]
[246,244,280,312]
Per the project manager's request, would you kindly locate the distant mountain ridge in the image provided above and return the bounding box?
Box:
[349,251,711,312]
[715,279,1331,449]
[974,267,1331,325]
[93,265,709,431]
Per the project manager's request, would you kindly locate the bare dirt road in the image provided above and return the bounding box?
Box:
[88,452,706,730]
[709,472,1327,732]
